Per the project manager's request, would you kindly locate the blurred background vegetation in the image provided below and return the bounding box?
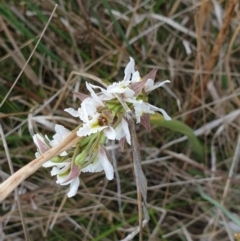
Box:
[0,0,240,240]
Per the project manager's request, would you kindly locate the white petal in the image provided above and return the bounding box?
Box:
[77,124,106,137]
[115,118,131,145]
[88,83,112,98]
[67,178,80,197]
[81,159,103,173]
[64,108,79,117]
[42,160,53,168]
[131,71,141,83]
[145,80,170,92]
[121,118,131,145]
[84,99,97,114]
[79,97,105,122]
[79,102,91,122]
[149,104,171,120]
[42,160,67,168]
[56,176,68,184]
[86,82,104,106]
[77,125,90,137]
[107,81,130,93]
[55,124,70,138]
[132,102,154,123]
[123,88,135,98]
[59,151,68,157]
[144,79,154,92]
[43,160,69,168]
[124,57,135,81]
[99,148,114,180]
[115,123,125,140]
[49,125,70,150]
[51,166,61,176]
[104,126,116,140]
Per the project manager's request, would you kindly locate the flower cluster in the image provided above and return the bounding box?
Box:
[33,57,171,197]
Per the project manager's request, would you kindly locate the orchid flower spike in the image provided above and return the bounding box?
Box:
[33,56,171,198]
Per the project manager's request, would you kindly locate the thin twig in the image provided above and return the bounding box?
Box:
[128,116,143,241]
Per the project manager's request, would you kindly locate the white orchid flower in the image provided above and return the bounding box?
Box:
[51,163,80,198]
[77,113,116,140]
[33,133,50,157]
[115,117,131,145]
[48,124,70,156]
[131,100,155,124]
[125,98,171,132]
[65,82,105,122]
[82,146,114,180]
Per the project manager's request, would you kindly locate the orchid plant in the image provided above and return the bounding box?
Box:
[33,57,171,197]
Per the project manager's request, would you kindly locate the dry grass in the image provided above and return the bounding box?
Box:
[0,0,240,240]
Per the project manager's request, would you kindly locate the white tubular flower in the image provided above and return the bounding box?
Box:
[48,124,70,156]
[127,98,171,123]
[130,100,154,124]
[77,113,116,140]
[65,98,98,123]
[66,178,80,197]
[65,82,105,123]
[33,133,50,157]
[82,146,114,180]
[51,163,80,197]
[115,118,131,145]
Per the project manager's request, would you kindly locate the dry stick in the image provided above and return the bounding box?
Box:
[0,132,80,202]
[186,0,237,126]
[0,4,58,108]
[116,96,148,241]
[128,116,144,241]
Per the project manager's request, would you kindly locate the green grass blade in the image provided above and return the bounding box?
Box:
[150,114,204,160]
